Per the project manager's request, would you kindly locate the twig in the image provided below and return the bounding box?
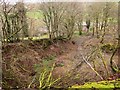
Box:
[98,49,109,77]
[80,53,104,80]
[28,75,36,88]
[7,25,26,40]
[16,63,31,73]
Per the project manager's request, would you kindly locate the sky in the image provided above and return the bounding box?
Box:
[3,0,120,4]
[4,0,40,4]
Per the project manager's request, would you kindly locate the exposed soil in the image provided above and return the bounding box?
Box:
[2,39,76,88]
[52,35,119,87]
[2,35,119,88]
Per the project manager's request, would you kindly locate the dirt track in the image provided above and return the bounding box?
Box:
[53,35,118,87]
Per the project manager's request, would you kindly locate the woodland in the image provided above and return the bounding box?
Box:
[0,1,120,89]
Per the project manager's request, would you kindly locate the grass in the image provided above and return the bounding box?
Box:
[28,55,59,89]
[26,11,43,19]
[31,34,49,40]
[20,34,49,41]
[3,34,49,42]
[29,63,60,89]
[74,30,88,36]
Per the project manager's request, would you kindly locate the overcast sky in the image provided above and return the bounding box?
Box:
[3,0,120,4]
[4,0,40,4]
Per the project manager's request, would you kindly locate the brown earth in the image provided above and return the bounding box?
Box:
[2,39,77,88]
[2,35,119,88]
[52,35,119,87]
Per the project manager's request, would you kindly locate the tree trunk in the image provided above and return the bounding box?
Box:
[118,1,120,70]
[95,17,99,38]
[77,22,82,35]
[100,19,107,44]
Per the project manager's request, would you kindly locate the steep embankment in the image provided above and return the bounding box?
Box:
[2,35,119,88]
[2,40,76,88]
[53,35,118,87]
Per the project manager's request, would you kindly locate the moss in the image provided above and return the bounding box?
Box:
[101,43,116,53]
[70,80,120,90]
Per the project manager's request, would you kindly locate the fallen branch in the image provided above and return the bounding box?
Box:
[80,53,104,80]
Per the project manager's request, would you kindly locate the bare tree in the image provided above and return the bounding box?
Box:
[40,2,65,40]
[88,3,104,38]
[15,2,29,38]
[100,2,112,43]
[62,3,78,39]
[40,2,83,40]
[118,2,120,70]
[64,3,83,38]
[0,0,29,43]
[0,1,17,42]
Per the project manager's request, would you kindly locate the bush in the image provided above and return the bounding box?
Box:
[101,43,116,53]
